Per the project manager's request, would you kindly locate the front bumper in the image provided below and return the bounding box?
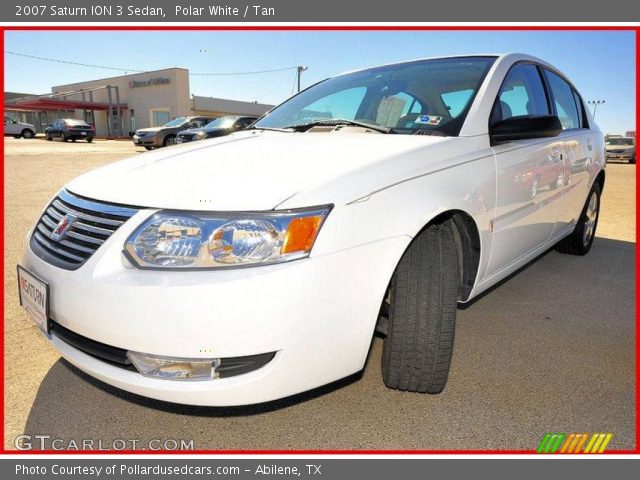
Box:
[132,135,159,147]
[20,212,407,405]
[606,152,634,161]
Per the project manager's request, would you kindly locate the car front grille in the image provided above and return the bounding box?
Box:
[30,189,138,270]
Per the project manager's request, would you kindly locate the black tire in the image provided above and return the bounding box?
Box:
[555,183,601,256]
[163,135,176,147]
[46,134,52,141]
[144,146,154,151]
[86,138,93,143]
[71,138,77,143]
[630,155,636,165]
[21,129,34,139]
[382,221,459,394]
[61,132,68,142]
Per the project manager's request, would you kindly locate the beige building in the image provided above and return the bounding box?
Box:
[6,68,273,137]
[53,68,191,137]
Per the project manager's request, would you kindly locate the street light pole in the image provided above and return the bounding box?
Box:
[297,65,308,93]
[587,100,606,119]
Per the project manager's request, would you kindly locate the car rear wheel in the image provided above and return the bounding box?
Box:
[46,134,52,141]
[60,132,68,142]
[86,138,93,143]
[144,146,154,151]
[630,154,636,165]
[555,183,601,256]
[381,220,459,394]
[163,135,176,147]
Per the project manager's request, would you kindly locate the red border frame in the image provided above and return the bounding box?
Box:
[1,24,638,456]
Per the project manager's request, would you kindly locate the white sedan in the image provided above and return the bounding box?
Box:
[19,53,605,406]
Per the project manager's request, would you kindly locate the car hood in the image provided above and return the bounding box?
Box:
[606,144,635,151]
[136,127,164,134]
[66,130,459,211]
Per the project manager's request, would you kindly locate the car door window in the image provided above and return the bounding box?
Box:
[544,69,581,130]
[572,90,588,129]
[494,64,550,122]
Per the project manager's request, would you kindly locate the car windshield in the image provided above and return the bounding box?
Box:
[607,138,634,146]
[163,117,188,128]
[204,117,238,129]
[254,56,496,136]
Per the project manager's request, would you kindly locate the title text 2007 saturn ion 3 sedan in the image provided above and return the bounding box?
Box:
[18,54,605,406]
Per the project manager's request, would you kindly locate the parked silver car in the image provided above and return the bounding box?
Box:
[605,137,635,163]
[4,116,35,139]
[132,116,214,150]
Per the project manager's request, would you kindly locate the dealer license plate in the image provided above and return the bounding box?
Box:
[17,266,49,334]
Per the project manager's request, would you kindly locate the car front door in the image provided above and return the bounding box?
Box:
[487,63,564,275]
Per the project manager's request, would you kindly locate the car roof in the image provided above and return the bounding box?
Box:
[334,53,553,78]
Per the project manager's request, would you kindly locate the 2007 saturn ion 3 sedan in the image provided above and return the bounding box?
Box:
[19,54,605,406]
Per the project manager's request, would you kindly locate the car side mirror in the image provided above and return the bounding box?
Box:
[490,115,562,145]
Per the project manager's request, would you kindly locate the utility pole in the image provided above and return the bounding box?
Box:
[297,65,308,93]
[587,100,606,119]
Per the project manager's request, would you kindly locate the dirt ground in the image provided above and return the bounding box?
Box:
[3,137,636,451]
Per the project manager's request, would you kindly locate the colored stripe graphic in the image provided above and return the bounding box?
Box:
[537,433,566,453]
[539,433,613,453]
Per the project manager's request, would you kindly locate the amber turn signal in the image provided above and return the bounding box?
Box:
[281,215,324,254]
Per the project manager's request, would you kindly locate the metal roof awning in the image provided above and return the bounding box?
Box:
[5,97,127,111]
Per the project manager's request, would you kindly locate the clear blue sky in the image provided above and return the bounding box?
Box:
[4,30,636,134]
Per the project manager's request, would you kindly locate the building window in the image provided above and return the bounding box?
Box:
[151,109,171,126]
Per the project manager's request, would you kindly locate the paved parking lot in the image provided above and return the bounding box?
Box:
[3,137,635,451]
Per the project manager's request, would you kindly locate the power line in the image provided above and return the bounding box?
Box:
[5,50,299,77]
[5,50,145,73]
[191,66,298,76]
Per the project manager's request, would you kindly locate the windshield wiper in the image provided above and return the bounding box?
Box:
[284,119,395,134]
[245,126,293,133]
[412,129,449,137]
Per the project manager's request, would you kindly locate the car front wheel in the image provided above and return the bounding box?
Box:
[381,220,459,394]
[21,129,34,139]
[163,135,176,147]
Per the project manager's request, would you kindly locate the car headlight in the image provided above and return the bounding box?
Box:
[195,131,207,140]
[123,206,332,269]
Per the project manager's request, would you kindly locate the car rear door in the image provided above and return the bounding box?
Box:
[541,68,594,236]
[487,63,564,275]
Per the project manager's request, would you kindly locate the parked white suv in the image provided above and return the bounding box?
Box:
[19,54,605,406]
[4,116,36,139]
